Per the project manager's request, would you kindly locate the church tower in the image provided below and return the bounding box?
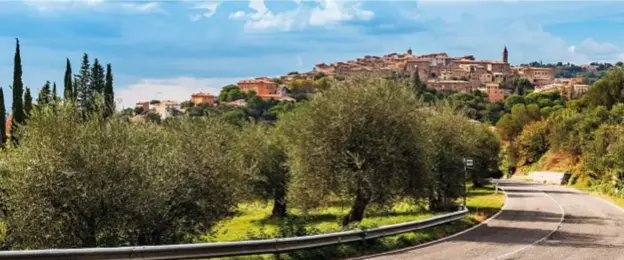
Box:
[503,46,508,64]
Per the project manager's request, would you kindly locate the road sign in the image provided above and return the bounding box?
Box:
[465,158,474,167]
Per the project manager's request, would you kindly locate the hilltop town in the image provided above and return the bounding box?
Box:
[136,47,591,119]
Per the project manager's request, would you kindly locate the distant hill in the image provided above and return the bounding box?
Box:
[520,61,622,84]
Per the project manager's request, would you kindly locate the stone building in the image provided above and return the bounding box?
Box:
[513,67,554,88]
[536,76,589,99]
[237,77,279,98]
[486,83,505,102]
[135,101,149,113]
[191,92,216,105]
[427,80,472,93]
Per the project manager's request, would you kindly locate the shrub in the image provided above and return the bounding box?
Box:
[512,120,549,166]
[0,105,242,249]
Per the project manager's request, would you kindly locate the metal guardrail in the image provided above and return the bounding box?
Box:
[0,207,468,260]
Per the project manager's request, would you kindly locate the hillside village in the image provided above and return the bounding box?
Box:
[135,47,591,120]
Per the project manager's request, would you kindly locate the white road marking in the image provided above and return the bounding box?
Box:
[492,188,566,260]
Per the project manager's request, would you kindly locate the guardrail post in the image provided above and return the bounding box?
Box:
[495,181,499,194]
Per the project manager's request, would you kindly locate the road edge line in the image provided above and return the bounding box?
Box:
[492,189,566,260]
[349,184,509,260]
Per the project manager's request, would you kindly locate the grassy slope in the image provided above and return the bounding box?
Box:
[211,184,505,260]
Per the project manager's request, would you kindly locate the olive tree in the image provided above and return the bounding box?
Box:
[0,104,241,249]
[467,124,502,187]
[278,76,429,226]
[421,105,478,211]
[231,123,289,218]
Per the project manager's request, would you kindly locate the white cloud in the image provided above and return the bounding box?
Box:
[575,38,621,56]
[22,0,165,14]
[116,76,247,109]
[229,0,374,31]
[189,1,221,22]
[309,0,374,26]
[119,2,165,14]
[229,0,302,31]
[229,11,246,20]
[296,55,303,67]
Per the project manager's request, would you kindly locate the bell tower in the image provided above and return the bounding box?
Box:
[503,46,508,64]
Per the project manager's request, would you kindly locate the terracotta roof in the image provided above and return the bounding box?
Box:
[192,92,215,97]
[238,78,275,84]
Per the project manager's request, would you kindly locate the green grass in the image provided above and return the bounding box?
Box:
[205,200,436,242]
[208,184,505,260]
[0,219,5,245]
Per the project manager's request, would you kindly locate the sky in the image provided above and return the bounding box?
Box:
[2,0,624,109]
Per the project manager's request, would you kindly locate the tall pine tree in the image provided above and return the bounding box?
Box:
[37,81,51,105]
[12,38,24,127]
[0,87,6,146]
[24,87,33,117]
[64,58,73,101]
[104,63,115,118]
[76,53,91,111]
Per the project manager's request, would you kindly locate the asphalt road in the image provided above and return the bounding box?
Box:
[363,181,624,260]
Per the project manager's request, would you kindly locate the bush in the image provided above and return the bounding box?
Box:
[0,105,242,249]
[511,120,549,166]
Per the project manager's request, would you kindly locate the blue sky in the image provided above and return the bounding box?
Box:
[1,0,624,109]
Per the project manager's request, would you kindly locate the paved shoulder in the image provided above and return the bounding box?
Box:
[364,181,564,260]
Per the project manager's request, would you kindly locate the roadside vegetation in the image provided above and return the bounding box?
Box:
[497,67,624,204]
[0,67,503,254]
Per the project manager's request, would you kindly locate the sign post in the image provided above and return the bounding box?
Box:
[463,158,474,208]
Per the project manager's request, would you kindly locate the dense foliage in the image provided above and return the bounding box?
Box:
[499,67,624,197]
[0,104,241,248]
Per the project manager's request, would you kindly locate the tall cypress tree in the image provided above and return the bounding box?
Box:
[37,81,51,105]
[0,87,6,146]
[104,63,115,118]
[12,38,24,126]
[91,59,105,95]
[24,87,33,117]
[76,53,91,111]
[52,82,58,102]
[64,58,73,101]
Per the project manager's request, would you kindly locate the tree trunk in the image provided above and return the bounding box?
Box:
[429,193,454,212]
[472,173,484,188]
[271,185,287,218]
[342,188,371,227]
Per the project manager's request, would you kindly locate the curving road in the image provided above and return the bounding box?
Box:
[362,180,624,260]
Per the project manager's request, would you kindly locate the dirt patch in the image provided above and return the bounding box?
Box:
[540,150,578,171]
